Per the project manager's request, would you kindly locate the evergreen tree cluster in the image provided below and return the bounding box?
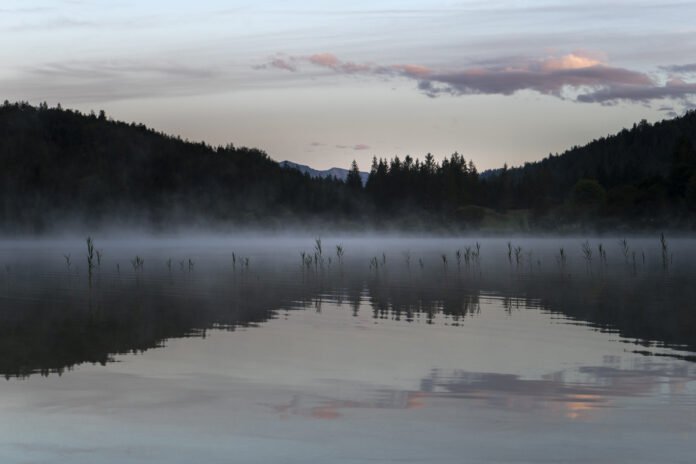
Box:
[364,153,479,220]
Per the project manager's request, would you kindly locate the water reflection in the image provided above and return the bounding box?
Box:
[265,360,696,423]
[0,240,695,378]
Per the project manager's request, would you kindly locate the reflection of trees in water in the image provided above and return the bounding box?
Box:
[0,262,695,378]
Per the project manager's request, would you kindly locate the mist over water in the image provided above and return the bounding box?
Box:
[1,234,695,463]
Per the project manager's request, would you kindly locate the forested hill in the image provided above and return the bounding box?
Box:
[0,102,361,231]
[1,101,695,232]
[507,113,696,185]
[474,111,696,228]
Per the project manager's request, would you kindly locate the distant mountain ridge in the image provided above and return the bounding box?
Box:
[279,160,368,185]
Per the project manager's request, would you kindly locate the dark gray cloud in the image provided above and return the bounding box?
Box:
[660,63,696,73]
[576,78,696,104]
[260,52,696,106]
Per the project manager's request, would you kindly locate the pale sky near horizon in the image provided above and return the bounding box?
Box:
[2,0,696,171]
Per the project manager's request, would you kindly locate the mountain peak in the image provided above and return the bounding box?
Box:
[279,160,368,185]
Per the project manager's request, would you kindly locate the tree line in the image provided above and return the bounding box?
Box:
[1,100,695,231]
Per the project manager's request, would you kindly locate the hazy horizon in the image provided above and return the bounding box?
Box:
[3,1,696,171]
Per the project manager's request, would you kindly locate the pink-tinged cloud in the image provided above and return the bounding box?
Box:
[309,53,372,74]
[308,53,340,68]
[391,64,431,78]
[259,51,696,105]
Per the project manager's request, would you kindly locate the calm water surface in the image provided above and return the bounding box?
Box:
[0,237,694,463]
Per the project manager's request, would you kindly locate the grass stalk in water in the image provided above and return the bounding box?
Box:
[581,241,593,272]
[598,243,607,266]
[86,237,94,276]
[556,248,567,271]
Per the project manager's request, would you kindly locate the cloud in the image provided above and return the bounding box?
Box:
[258,52,696,106]
[254,57,297,72]
[334,143,370,150]
[31,60,217,80]
[660,63,696,73]
[576,78,696,104]
[1,58,226,104]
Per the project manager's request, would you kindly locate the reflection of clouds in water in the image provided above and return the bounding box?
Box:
[270,390,427,420]
[269,363,696,421]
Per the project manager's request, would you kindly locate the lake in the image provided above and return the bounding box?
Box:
[1,236,695,463]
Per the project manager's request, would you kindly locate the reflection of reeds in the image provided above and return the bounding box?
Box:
[131,256,144,271]
[63,254,71,270]
[303,253,313,270]
[335,244,344,265]
[581,241,593,272]
[513,246,523,267]
[403,251,411,269]
[620,239,630,264]
[507,242,512,264]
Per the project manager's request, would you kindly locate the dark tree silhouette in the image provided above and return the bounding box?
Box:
[1,101,696,231]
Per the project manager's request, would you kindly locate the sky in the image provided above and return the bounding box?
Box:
[2,1,696,171]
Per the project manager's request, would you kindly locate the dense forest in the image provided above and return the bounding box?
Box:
[1,101,695,232]
[0,101,362,231]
